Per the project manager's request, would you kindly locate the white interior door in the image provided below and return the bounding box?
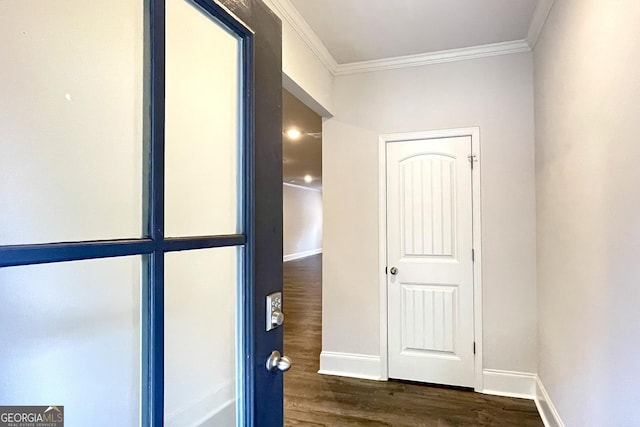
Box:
[386,135,475,387]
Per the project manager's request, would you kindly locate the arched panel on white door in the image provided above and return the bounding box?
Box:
[398,154,457,260]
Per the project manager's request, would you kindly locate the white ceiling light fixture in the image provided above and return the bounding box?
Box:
[285,128,302,140]
[304,175,313,183]
[285,128,322,140]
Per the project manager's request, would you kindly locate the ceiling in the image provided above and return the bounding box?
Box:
[282,89,322,190]
[280,0,543,189]
[289,0,539,64]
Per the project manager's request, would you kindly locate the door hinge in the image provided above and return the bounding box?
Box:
[473,342,476,354]
[468,154,477,169]
[471,249,475,262]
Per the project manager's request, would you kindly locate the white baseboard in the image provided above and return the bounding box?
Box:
[283,248,322,262]
[317,360,562,427]
[165,381,236,427]
[318,351,384,380]
[534,377,565,427]
[193,399,235,427]
[481,369,536,400]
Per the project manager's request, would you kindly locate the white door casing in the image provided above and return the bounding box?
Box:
[382,129,480,389]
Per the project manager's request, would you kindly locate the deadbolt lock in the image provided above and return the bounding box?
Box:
[266,292,284,331]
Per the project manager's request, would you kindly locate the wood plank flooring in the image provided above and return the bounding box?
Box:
[283,254,543,427]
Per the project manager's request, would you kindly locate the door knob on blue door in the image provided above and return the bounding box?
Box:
[266,350,292,372]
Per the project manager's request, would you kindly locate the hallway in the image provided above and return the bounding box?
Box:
[283,255,543,426]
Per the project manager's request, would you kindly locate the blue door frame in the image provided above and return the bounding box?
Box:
[0,0,284,425]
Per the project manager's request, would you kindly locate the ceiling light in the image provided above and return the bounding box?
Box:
[304,175,313,183]
[286,128,302,140]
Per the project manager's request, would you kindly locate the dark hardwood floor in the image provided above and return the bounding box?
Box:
[283,254,544,427]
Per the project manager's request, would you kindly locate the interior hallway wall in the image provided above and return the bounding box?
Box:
[262,0,335,116]
[322,52,537,374]
[283,184,323,259]
[534,1,640,425]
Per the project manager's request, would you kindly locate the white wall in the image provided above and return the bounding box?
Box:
[281,24,333,115]
[534,1,640,425]
[323,53,538,374]
[283,184,323,259]
[262,0,335,116]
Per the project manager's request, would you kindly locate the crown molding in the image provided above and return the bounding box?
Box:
[263,0,541,77]
[261,0,337,74]
[334,40,531,76]
[526,0,555,49]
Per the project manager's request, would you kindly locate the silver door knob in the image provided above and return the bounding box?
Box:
[390,266,398,275]
[271,309,284,327]
[266,350,292,372]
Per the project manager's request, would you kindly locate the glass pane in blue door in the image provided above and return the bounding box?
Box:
[0,0,144,245]
[164,246,239,427]
[164,0,241,238]
[0,256,142,426]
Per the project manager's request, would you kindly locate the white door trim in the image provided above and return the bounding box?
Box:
[378,127,483,391]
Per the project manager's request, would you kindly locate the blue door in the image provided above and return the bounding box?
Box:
[0,0,284,425]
